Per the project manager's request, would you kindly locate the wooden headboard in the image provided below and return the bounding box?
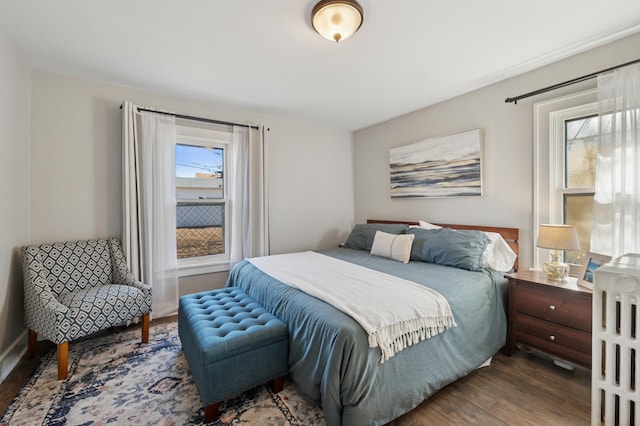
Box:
[367,219,520,271]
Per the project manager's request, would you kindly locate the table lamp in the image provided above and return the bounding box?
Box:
[536,224,580,281]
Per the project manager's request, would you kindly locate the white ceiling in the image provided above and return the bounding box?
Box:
[1,1,640,130]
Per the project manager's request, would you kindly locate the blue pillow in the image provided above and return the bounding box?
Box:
[343,223,409,251]
[407,228,440,260]
[409,227,488,271]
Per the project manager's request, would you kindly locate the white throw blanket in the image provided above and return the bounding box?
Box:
[248,251,456,363]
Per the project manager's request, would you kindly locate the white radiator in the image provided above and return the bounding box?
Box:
[592,254,640,426]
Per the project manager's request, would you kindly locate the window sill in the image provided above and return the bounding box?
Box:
[178,260,230,277]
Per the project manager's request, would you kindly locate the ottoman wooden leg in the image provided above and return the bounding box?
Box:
[272,376,285,393]
[204,402,220,423]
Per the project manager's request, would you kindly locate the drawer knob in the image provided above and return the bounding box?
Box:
[548,305,556,310]
[549,335,555,341]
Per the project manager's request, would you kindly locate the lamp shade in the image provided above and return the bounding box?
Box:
[311,0,363,42]
[536,224,580,251]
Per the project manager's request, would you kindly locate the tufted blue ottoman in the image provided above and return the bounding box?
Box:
[178,287,289,423]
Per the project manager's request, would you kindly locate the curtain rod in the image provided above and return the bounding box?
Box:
[137,107,259,130]
[120,103,259,129]
[505,57,640,104]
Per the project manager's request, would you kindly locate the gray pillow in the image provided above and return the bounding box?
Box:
[343,223,409,251]
[408,228,440,260]
[409,227,489,271]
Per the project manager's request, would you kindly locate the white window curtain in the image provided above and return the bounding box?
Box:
[122,101,179,317]
[228,125,269,264]
[591,63,640,258]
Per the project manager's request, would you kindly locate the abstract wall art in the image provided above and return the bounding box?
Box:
[389,128,482,198]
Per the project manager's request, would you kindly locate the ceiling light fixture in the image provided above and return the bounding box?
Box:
[311,0,363,43]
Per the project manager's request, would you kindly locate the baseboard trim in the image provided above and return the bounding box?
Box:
[0,330,27,383]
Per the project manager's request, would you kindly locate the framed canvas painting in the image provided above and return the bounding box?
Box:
[389,129,482,198]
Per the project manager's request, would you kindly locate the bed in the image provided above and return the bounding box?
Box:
[226,219,519,425]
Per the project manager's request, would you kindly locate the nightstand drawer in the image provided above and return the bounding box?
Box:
[515,282,592,332]
[516,313,592,364]
[505,271,592,368]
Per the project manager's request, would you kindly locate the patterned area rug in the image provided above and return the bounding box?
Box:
[1,320,326,425]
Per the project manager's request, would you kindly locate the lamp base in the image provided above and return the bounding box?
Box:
[542,252,570,281]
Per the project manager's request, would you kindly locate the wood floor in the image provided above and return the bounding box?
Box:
[1,325,590,425]
[389,347,591,425]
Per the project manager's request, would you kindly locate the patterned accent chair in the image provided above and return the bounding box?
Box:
[22,238,152,379]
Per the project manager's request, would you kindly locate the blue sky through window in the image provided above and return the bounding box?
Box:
[176,144,223,178]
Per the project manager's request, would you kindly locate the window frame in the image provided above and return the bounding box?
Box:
[551,105,598,265]
[175,125,233,277]
[533,89,598,269]
[550,103,597,221]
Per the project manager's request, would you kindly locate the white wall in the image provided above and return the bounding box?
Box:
[267,118,355,253]
[30,71,355,287]
[354,32,640,270]
[0,26,31,381]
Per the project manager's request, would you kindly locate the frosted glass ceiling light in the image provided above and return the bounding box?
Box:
[311,0,363,43]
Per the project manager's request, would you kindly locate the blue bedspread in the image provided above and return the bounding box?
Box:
[226,247,508,426]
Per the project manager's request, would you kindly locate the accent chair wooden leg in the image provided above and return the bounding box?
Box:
[141,313,150,343]
[27,329,37,358]
[272,376,285,393]
[204,402,220,423]
[57,341,68,380]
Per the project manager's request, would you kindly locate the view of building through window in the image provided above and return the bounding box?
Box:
[175,143,226,259]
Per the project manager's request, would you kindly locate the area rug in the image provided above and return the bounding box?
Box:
[0,320,326,425]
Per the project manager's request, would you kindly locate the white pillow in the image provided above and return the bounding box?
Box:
[482,231,517,272]
[408,220,442,230]
[370,231,415,264]
[418,220,442,230]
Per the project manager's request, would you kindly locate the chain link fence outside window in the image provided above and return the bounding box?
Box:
[176,203,224,258]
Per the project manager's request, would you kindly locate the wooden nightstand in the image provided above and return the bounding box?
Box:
[504,270,592,368]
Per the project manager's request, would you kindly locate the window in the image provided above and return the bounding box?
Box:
[175,125,233,276]
[534,89,598,269]
[551,109,598,265]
